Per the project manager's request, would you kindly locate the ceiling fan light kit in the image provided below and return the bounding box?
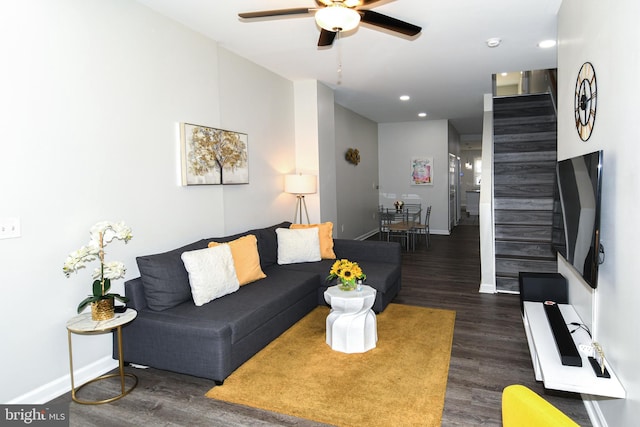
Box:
[315,4,360,32]
[239,0,421,47]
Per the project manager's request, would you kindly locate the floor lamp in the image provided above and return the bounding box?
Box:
[284,174,317,224]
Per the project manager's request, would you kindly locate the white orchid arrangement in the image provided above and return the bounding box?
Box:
[63,221,133,313]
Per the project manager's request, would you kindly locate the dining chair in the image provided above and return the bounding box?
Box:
[387,209,412,250]
[410,205,431,249]
[378,209,393,241]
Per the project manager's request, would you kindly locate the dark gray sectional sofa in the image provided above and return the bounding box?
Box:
[115,221,401,384]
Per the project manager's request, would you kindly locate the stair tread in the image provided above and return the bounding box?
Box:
[492,92,558,281]
[496,257,556,262]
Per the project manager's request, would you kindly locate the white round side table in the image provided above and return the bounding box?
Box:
[66,309,138,404]
[324,285,377,353]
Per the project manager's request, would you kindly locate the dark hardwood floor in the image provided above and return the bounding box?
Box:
[394,218,590,426]
[50,218,591,426]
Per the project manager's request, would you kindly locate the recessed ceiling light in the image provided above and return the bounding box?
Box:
[399,95,410,101]
[486,38,501,48]
[501,72,508,76]
[538,39,557,48]
[418,112,427,118]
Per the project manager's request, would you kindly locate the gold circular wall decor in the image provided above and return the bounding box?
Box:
[345,148,360,165]
[574,62,597,141]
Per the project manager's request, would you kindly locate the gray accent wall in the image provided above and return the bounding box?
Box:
[334,104,379,239]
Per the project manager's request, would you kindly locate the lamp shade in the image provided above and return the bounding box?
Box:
[284,174,317,195]
[315,5,360,32]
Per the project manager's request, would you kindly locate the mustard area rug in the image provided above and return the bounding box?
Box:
[206,303,456,427]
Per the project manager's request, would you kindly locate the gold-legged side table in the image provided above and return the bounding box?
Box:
[66,309,138,404]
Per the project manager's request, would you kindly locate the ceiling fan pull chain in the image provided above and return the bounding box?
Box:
[336,31,342,85]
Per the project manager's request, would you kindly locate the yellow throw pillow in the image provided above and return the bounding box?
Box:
[208,235,266,286]
[290,222,336,259]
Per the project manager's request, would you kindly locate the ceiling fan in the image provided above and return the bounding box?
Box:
[238,0,422,47]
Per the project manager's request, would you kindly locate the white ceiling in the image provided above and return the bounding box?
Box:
[136,0,561,138]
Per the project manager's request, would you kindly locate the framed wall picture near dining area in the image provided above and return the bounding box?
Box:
[411,157,433,185]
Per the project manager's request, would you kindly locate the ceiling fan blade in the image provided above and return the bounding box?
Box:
[318,29,337,46]
[316,0,382,6]
[239,8,313,19]
[359,10,421,36]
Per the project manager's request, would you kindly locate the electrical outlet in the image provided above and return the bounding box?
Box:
[0,217,21,239]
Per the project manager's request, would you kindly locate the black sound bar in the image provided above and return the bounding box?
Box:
[543,302,582,367]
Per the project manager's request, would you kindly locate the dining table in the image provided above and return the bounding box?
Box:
[380,205,422,224]
[379,205,422,250]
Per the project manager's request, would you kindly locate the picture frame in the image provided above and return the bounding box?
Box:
[411,157,433,185]
[180,122,249,185]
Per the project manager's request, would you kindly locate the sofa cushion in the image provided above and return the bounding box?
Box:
[276,227,321,264]
[290,222,336,259]
[247,221,291,270]
[282,259,400,294]
[181,245,240,306]
[156,267,319,344]
[208,234,266,286]
[137,239,210,311]
[280,259,335,280]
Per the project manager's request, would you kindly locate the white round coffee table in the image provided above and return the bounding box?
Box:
[324,284,377,353]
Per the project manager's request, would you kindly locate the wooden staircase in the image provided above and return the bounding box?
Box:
[493,93,558,292]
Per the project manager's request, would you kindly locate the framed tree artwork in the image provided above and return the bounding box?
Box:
[180,123,249,185]
[411,157,433,185]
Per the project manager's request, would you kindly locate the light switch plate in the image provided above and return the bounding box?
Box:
[0,217,21,239]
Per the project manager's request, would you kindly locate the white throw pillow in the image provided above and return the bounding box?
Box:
[276,227,321,264]
[181,244,240,306]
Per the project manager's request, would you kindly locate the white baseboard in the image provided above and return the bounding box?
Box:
[431,229,450,235]
[582,395,608,427]
[7,356,118,404]
[356,229,379,240]
[479,283,496,294]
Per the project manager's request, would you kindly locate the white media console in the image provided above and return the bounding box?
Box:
[522,301,625,398]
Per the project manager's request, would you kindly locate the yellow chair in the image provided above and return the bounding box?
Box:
[502,385,580,427]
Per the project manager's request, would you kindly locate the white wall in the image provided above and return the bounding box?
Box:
[317,83,338,228]
[558,0,640,424]
[0,0,295,403]
[479,104,496,293]
[378,120,451,234]
[217,48,296,234]
[291,80,333,226]
[334,104,379,239]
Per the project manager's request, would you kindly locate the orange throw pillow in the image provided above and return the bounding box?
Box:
[290,222,336,259]
[208,234,266,286]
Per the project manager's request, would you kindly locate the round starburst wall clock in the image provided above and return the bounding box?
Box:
[574,62,597,141]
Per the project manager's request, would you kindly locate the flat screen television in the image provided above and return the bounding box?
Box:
[551,150,603,289]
